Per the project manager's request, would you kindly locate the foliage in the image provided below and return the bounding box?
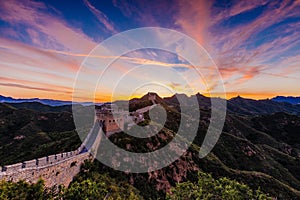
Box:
[0,103,81,166]
[0,175,142,200]
[167,172,272,200]
[64,175,141,200]
[0,179,45,200]
[0,162,273,200]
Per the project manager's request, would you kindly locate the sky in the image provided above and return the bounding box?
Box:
[0,0,300,102]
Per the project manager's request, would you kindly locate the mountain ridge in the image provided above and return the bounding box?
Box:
[0,95,94,107]
[2,93,300,107]
[272,96,300,105]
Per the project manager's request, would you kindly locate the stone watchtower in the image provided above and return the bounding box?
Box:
[95,103,125,136]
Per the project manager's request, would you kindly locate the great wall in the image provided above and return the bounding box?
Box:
[0,93,157,188]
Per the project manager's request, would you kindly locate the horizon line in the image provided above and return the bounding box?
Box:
[1,92,299,104]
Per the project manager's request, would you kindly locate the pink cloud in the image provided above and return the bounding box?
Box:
[0,76,73,92]
[0,83,72,94]
[0,0,96,53]
[175,0,212,46]
[0,38,81,72]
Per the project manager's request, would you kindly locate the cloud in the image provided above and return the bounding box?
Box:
[0,0,96,52]
[0,76,74,92]
[211,0,269,24]
[209,1,300,88]
[112,0,176,27]
[159,0,300,94]
[175,0,212,46]
[83,0,117,33]
[211,0,300,55]
[0,83,72,94]
[0,37,80,72]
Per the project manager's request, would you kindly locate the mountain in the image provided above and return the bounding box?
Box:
[0,103,80,165]
[0,95,94,107]
[164,92,211,109]
[164,93,300,116]
[7,102,72,113]
[272,96,300,105]
[104,93,300,199]
[0,95,14,102]
[2,93,300,198]
[228,96,300,115]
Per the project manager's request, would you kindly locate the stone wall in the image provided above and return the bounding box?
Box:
[0,123,100,188]
[0,150,91,187]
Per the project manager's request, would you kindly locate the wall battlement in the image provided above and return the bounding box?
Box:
[0,148,90,187]
[0,150,80,174]
[0,152,91,187]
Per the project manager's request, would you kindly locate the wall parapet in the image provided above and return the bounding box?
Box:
[0,152,91,187]
[0,149,82,174]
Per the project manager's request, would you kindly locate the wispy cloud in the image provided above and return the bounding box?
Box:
[175,0,212,46]
[83,0,117,33]
[0,83,72,94]
[0,0,96,52]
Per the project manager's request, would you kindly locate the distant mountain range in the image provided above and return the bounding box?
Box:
[0,95,94,107]
[1,94,300,114]
[1,94,300,106]
[272,96,300,105]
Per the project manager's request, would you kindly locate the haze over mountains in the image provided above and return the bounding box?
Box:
[0,95,94,107]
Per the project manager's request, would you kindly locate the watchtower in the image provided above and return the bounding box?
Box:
[95,103,125,135]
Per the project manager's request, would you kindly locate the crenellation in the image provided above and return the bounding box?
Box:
[75,149,80,155]
[38,157,48,167]
[1,166,6,172]
[25,159,37,168]
[48,155,57,164]
[5,163,23,173]
[56,154,63,162]
[0,152,92,187]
